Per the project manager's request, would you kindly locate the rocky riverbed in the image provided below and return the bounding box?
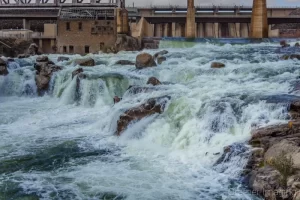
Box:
[1,42,300,200]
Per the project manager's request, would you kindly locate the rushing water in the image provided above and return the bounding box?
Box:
[0,43,298,200]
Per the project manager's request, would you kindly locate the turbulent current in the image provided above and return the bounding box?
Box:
[0,43,298,200]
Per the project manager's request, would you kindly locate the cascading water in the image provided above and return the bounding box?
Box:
[0,43,296,200]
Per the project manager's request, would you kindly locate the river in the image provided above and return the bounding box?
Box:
[0,43,296,200]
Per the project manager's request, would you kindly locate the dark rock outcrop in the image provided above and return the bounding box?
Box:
[72,68,84,79]
[57,56,70,62]
[290,101,300,119]
[147,77,161,86]
[280,40,291,48]
[157,56,166,64]
[154,50,169,59]
[17,54,30,59]
[136,53,157,69]
[28,43,39,56]
[114,96,122,104]
[36,56,49,63]
[115,34,140,52]
[35,56,62,95]
[116,96,170,135]
[115,60,135,65]
[211,62,225,68]
[74,57,95,67]
[0,58,8,76]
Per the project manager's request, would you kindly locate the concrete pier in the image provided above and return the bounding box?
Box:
[250,0,268,38]
[185,0,196,38]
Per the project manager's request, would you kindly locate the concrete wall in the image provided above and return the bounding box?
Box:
[44,24,57,38]
[57,19,116,54]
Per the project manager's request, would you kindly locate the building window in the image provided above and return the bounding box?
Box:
[63,46,67,53]
[85,46,89,54]
[66,22,70,31]
[78,22,82,31]
[69,46,74,53]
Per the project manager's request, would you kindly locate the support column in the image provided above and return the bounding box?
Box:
[214,23,219,38]
[116,2,129,35]
[236,23,241,38]
[23,19,30,30]
[186,0,196,39]
[39,39,43,51]
[172,22,176,37]
[198,23,204,37]
[250,0,268,38]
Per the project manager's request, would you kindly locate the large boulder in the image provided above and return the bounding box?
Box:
[211,62,225,68]
[74,57,95,67]
[0,58,8,76]
[115,34,140,52]
[245,121,300,199]
[35,60,62,95]
[136,53,157,69]
[147,77,161,86]
[117,96,170,135]
[36,56,49,63]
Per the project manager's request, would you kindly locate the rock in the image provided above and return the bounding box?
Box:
[28,43,39,56]
[72,68,84,79]
[211,62,225,68]
[280,40,291,48]
[17,54,30,59]
[74,57,95,67]
[136,53,157,69]
[0,58,8,76]
[115,60,135,65]
[153,50,169,59]
[290,101,300,119]
[281,54,300,60]
[103,46,118,54]
[127,86,157,95]
[116,96,170,135]
[35,62,62,95]
[115,34,140,52]
[113,96,122,104]
[57,56,69,62]
[295,43,300,47]
[214,143,249,166]
[36,56,49,63]
[157,56,166,64]
[246,121,300,200]
[147,77,161,86]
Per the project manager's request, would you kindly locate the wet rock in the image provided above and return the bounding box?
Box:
[115,60,135,65]
[113,96,122,104]
[280,40,291,48]
[214,143,249,166]
[72,68,84,79]
[116,96,170,135]
[36,56,49,63]
[115,34,140,52]
[74,57,95,67]
[157,56,166,64]
[103,46,118,54]
[290,101,300,119]
[136,53,157,69]
[245,121,300,200]
[281,54,300,60]
[28,43,39,56]
[35,61,62,95]
[57,56,69,62]
[296,43,300,47]
[17,54,30,59]
[211,62,225,68]
[154,50,169,59]
[147,77,161,86]
[0,58,8,76]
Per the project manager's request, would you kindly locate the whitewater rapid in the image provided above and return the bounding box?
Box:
[0,43,297,200]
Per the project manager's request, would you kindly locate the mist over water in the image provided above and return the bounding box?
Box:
[0,43,296,200]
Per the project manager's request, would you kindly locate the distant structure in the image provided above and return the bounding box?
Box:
[116,0,129,34]
[250,0,268,38]
[186,0,196,38]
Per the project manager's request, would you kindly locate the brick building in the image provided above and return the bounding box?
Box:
[57,7,117,54]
